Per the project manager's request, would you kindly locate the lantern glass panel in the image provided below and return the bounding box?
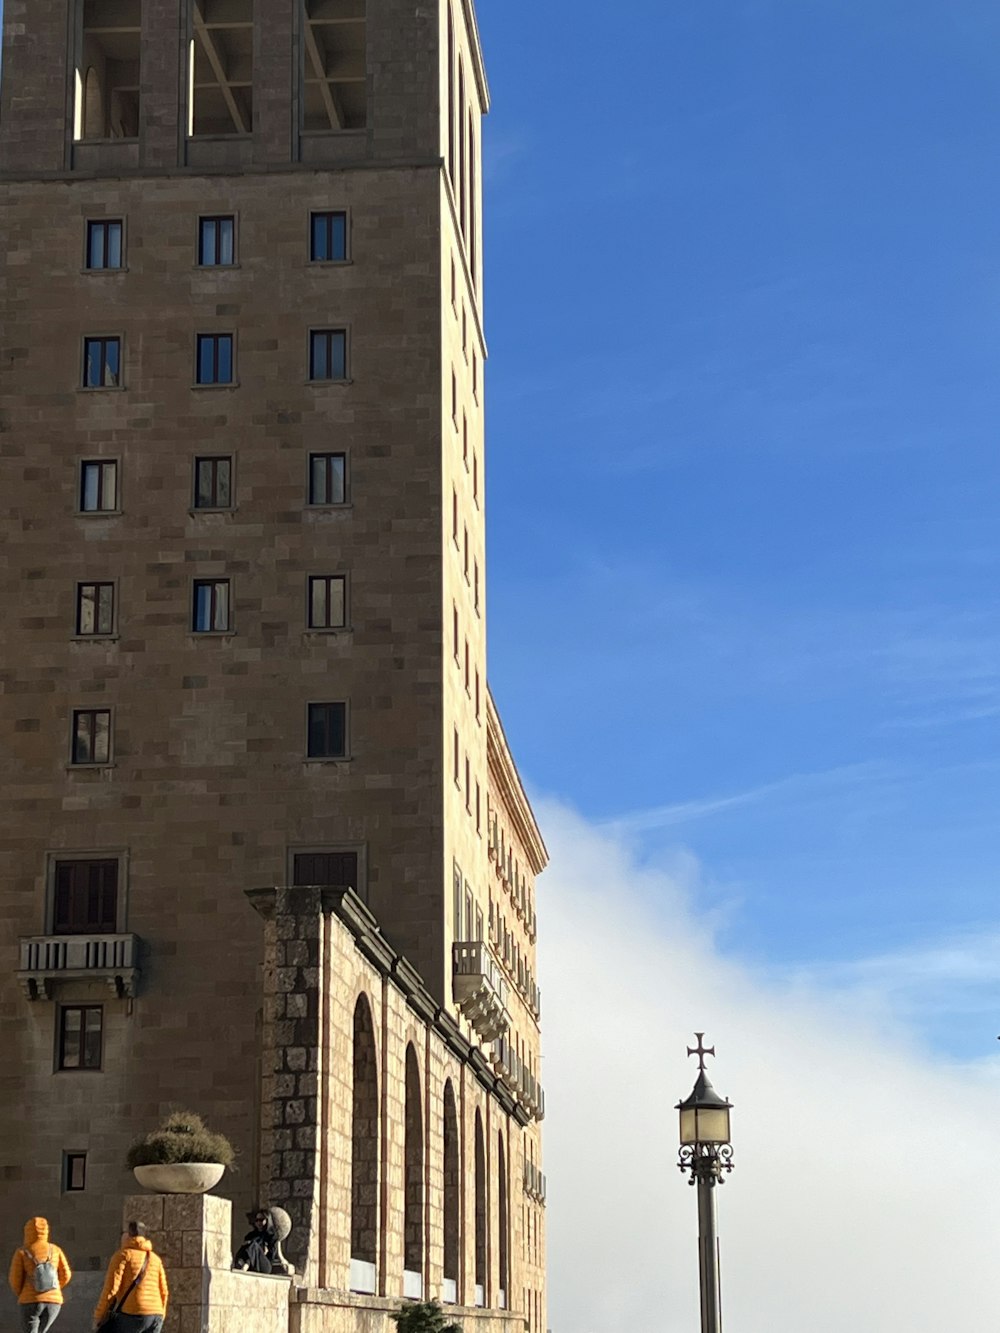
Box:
[695,1106,730,1144]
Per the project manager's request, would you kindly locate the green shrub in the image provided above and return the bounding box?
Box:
[390,1300,462,1333]
[125,1111,236,1169]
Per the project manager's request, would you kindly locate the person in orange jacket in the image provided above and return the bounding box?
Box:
[92,1221,168,1333]
[8,1217,72,1333]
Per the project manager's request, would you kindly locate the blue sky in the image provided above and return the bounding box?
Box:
[480,0,1000,1057]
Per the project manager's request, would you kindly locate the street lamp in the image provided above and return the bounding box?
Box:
[676,1034,734,1333]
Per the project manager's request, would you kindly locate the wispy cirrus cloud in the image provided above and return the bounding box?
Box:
[602,760,897,836]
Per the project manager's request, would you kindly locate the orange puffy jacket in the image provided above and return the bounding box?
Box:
[93,1237,169,1322]
[8,1218,72,1306]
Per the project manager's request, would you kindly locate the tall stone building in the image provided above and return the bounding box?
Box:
[0,2,547,1331]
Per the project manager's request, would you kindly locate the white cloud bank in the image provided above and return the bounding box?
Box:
[537,800,1000,1333]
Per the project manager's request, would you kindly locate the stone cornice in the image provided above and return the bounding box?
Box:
[487,689,548,875]
[246,885,525,1121]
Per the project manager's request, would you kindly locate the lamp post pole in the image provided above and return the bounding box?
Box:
[677,1034,734,1333]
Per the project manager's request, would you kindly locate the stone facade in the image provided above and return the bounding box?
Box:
[0,1,546,1330]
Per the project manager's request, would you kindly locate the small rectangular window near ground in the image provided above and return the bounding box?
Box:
[198,216,236,266]
[308,702,347,758]
[71,708,112,765]
[308,575,347,630]
[189,1,254,136]
[302,0,368,132]
[311,211,348,261]
[308,452,347,505]
[86,220,124,270]
[58,1006,103,1071]
[193,456,233,509]
[63,1153,87,1192]
[196,334,234,385]
[79,460,118,513]
[76,582,115,636]
[309,329,347,381]
[83,336,121,388]
[52,859,118,935]
[192,579,231,632]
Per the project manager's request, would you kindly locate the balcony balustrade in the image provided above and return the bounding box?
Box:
[18,933,141,1000]
[452,939,510,1041]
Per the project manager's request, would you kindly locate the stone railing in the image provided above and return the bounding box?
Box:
[452,940,510,1041]
[18,933,141,999]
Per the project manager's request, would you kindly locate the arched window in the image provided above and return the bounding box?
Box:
[497,1131,509,1308]
[474,1108,487,1306]
[83,68,103,139]
[442,1080,460,1301]
[404,1045,424,1293]
[350,995,378,1292]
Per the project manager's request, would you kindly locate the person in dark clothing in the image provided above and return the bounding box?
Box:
[232,1211,276,1274]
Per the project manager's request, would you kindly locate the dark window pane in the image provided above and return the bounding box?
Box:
[199,217,235,266]
[53,860,118,934]
[65,1154,87,1191]
[309,576,345,629]
[193,580,230,632]
[87,225,103,270]
[310,330,346,382]
[308,453,346,505]
[194,457,232,509]
[72,709,111,764]
[106,223,123,269]
[308,702,346,758]
[292,851,358,889]
[59,1007,102,1071]
[311,211,347,262]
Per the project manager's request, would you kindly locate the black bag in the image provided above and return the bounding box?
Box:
[97,1252,149,1331]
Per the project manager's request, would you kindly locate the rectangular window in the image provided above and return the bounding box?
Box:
[473,351,478,399]
[474,561,480,613]
[475,670,480,721]
[307,702,347,759]
[198,216,236,266]
[192,579,231,633]
[476,781,481,834]
[453,728,460,785]
[196,334,234,385]
[310,211,348,262]
[463,414,468,466]
[452,489,459,545]
[464,640,470,692]
[79,460,118,514]
[76,582,115,637]
[58,1006,103,1071]
[465,756,471,811]
[463,527,469,580]
[292,850,359,891]
[451,371,457,424]
[193,456,233,509]
[83,337,121,388]
[453,605,459,660]
[308,452,347,505]
[52,859,118,935]
[71,709,112,765]
[86,220,124,271]
[473,452,479,504]
[64,1153,87,1192]
[453,861,463,940]
[309,329,347,382]
[308,575,347,630]
[450,257,457,309]
[462,306,467,356]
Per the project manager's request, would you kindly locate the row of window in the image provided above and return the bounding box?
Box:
[73,575,347,638]
[61,701,349,766]
[86,211,348,272]
[48,851,361,937]
[82,328,348,389]
[76,453,346,514]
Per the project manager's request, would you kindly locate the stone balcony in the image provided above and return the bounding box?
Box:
[18,933,141,1000]
[452,940,510,1042]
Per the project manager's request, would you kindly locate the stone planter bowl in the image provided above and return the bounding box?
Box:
[133,1163,225,1194]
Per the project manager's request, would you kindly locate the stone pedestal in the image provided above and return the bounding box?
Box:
[121,1193,291,1333]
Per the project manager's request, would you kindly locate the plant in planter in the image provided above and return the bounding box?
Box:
[390,1300,462,1333]
[127,1111,236,1194]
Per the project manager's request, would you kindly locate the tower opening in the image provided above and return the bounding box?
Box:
[350,994,378,1291]
[302,0,367,132]
[404,1045,424,1292]
[442,1079,460,1300]
[189,0,254,136]
[75,0,141,141]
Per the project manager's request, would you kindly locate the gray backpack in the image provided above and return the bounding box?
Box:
[23,1247,58,1294]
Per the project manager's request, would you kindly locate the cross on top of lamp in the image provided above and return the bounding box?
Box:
[676,1033,734,1184]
